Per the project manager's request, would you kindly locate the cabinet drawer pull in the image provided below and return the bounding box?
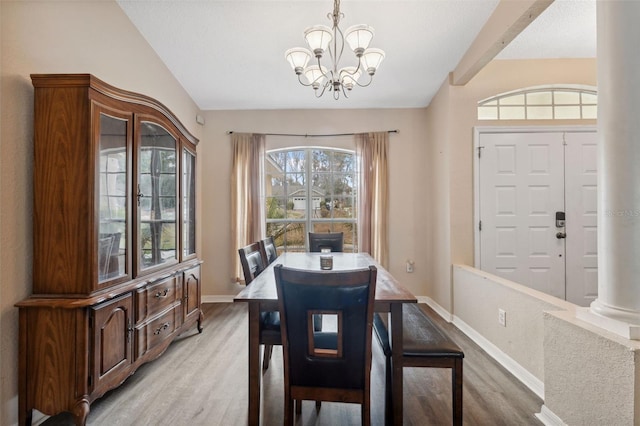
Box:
[155,289,169,298]
[154,322,170,335]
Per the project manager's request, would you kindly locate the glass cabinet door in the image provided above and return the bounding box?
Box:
[98,113,129,283]
[183,148,196,259]
[137,121,178,272]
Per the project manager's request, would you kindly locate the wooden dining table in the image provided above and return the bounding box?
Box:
[233,252,417,425]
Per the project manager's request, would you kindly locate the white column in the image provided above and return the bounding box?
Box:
[587,0,640,332]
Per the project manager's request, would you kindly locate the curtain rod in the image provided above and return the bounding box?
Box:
[226,130,399,137]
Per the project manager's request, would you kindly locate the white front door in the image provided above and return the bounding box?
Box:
[478,132,566,299]
[564,131,598,305]
[477,128,598,305]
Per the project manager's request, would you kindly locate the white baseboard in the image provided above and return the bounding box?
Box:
[419,295,544,399]
[420,296,453,322]
[535,405,567,426]
[202,295,235,303]
[453,315,545,399]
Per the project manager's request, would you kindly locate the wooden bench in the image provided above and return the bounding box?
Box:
[373,303,464,425]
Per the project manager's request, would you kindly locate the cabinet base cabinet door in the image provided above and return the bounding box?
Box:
[184,265,201,324]
[91,294,135,396]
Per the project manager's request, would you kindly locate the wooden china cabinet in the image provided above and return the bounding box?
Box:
[16,74,203,426]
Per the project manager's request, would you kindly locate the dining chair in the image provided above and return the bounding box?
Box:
[259,236,278,265]
[238,242,266,285]
[238,242,280,370]
[238,241,324,371]
[308,231,344,252]
[260,236,324,334]
[274,264,377,426]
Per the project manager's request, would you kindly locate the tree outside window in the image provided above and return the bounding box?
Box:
[265,148,357,253]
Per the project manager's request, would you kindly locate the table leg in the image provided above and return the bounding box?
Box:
[390,303,404,426]
[248,302,261,425]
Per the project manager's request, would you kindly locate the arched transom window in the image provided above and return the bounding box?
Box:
[478,85,597,120]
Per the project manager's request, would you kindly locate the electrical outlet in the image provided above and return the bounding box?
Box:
[498,309,506,327]
[406,260,414,273]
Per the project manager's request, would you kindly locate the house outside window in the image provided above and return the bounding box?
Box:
[265,147,357,253]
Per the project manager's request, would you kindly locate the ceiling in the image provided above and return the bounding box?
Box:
[117,0,596,111]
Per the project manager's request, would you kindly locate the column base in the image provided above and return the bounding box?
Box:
[576,306,640,340]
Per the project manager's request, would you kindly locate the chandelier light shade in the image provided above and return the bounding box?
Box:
[344,25,374,54]
[339,66,361,90]
[285,48,312,74]
[285,0,385,99]
[304,25,333,56]
[304,65,328,89]
[362,48,386,74]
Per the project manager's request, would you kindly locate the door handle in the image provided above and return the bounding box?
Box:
[556,232,567,239]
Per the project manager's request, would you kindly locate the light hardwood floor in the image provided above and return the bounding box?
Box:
[43,303,543,425]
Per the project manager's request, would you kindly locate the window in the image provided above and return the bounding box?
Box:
[265,147,357,252]
[478,85,597,120]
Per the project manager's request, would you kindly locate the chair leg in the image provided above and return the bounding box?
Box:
[295,399,302,415]
[262,344,273,371]
[384,355,392,426]
[284,393,294,425]
[452,359,463,426]
[315,400,321,411]
[362,395,371,426]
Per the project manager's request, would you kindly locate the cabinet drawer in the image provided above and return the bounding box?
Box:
[136,275,181,324]
[135,305,181,359]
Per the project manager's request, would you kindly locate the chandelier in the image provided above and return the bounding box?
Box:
[285,0,385,100]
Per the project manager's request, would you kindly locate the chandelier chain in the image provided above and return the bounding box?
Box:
[330,0,343,27]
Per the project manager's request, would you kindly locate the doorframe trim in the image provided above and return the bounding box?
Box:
[473,125,597,269]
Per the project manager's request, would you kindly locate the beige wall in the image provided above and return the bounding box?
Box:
[429,58,598,416]
[453,265,575,395]
[0,2,200,424]
[424,78,453,314]
[0,1,602,424]
[425,58,597,313]
[451,58,597,265]
[199,109,429,298]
